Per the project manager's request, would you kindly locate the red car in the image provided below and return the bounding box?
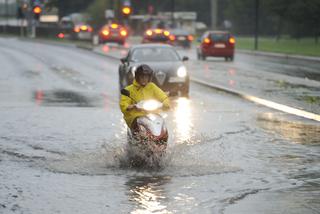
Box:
[98,23,128,45]
[142,28,171,44]
[197,31,235,61]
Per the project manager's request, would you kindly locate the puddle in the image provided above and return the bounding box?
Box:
[257,112,320,144]
[33,89,100,107]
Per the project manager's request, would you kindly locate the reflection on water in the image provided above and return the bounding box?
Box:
[126,176,172,214]
[257,112,320,144]
[173,98,193,143]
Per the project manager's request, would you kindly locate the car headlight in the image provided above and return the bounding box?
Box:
[177,66,187,77]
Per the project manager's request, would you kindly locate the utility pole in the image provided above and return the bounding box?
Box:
[210,0,217,30]
[4,0,8,33]
[254,0,260,50]
[171,0,175,27]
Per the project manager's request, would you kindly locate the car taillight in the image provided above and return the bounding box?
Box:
[169,35,175,41]
[204,38,211,44]
[102,30,109,36]
[57,33,64,39]
[188,35,194,41]
[229,37,235,44]
[88,27,93,32]
[80,25,88,31]
[120,30,127,36]
[146,30,153,36]
[111,23,118,29]
[74,27,80,33]
[155,29,162,34]
[163,30,170,36]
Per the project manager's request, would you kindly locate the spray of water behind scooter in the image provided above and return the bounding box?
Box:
[120,89,169,169]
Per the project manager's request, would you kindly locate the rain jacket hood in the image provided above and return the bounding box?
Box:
[119,79,170,128]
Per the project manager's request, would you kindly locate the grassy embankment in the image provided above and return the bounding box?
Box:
[235,37,320,57]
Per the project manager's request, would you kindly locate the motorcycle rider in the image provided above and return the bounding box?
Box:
[119,64,170,132]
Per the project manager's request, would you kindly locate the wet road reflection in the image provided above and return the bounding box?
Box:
[126,176,172,214]
[257,112,320,144]
[172,98,193,144]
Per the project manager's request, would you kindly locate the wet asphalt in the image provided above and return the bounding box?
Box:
[0,37,319,214]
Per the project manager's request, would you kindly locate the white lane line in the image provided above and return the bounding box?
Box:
[191,77,320,122]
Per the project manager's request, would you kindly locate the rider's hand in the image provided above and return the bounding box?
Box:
[127,104,136,111]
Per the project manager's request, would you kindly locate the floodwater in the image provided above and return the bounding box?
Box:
[1,87,319,214]
[0,38,319,213]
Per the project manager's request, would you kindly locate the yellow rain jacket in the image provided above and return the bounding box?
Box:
[120,79,170,128]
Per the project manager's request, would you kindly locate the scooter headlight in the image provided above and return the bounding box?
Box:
[177,66,187,77]
[142,100,161,111]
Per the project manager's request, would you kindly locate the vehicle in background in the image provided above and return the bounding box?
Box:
[168,28,194,48]
[141,28,171,44]
[71,23,93,40]
[197,31,235,61]
[57,14,93,41]
[119,44,190,97]
[98,23,128,45]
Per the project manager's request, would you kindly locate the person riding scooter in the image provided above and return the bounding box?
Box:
[119,64,170,133]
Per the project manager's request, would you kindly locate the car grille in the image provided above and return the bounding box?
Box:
[154,70,166,85]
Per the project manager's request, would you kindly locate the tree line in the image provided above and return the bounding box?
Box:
[47,0,320,42]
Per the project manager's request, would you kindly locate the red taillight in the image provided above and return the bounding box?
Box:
[229,37,236,44]
[169,35,175,41]
[111,23,118,29]
[204,38,211,44]
[74,27,80,33]
[57,33,64,39]
[80,25,88,31]
[155,29,162,34]
[163,30,170,36]
[120,30,127,37]
[188,35,194,41]
[146,30,153,36]
[88,27,93,32]
[102,30,109,36]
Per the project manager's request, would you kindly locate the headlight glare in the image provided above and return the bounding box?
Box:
[177,66,187,77]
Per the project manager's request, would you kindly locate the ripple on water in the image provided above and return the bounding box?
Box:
[45,135,242,177]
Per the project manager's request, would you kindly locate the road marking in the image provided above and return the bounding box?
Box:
[192,77,320,122]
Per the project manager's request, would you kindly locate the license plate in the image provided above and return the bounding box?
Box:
[214,43,225,48]
[178,36,186,41]
[169,77,186,83]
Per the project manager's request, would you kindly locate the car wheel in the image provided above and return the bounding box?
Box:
[201,54,206,61]
[230,56,234,61]
[225,57,229,61]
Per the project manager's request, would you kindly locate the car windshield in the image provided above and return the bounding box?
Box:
[210,33,229,42]
[131,47,180,62]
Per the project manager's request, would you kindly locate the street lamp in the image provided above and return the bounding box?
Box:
[254,0,260,50]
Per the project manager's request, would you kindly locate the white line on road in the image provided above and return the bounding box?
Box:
[192,77,320,122]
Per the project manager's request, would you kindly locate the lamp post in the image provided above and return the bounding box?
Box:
[171,0,175,27]
[254,0,260,50]
[210,0,217,30]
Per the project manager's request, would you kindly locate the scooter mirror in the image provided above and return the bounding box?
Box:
[121,89,130,97]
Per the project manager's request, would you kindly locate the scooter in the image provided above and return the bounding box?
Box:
[121,89,168,167]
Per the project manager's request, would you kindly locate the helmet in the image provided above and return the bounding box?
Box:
[135,64,153,81]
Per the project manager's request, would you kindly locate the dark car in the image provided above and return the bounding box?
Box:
[71,23,93,40]
[168,28,194,48]
[98,23,128,45]
[141,28,171,44]
[118,44,189,97]
[197,31,235,61]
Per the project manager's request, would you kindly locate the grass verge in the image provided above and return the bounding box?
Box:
[235,37,320,57]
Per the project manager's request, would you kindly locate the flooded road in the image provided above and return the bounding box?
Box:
[0,38,319,213]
